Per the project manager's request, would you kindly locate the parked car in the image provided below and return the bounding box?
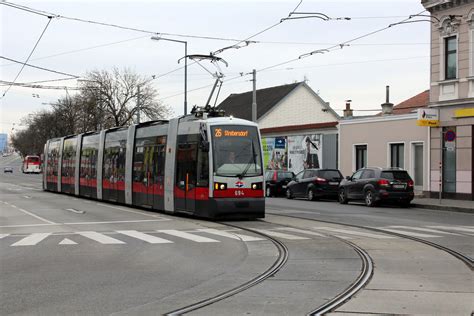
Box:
[338,167,414,207]
[286,168,343,200]
[4,166,13,173]
[265,170,295,197]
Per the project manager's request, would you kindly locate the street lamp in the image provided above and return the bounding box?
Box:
[150,35,188,115]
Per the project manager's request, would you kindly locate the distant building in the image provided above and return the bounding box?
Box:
[217,82,340,173]
[0,133,7,153]
[422,0,474,200]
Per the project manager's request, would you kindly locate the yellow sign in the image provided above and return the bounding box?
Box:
[417,108,439,127]
[454,108,474,118]
[214,128,222,137]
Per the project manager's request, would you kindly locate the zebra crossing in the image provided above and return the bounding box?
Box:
[1,225,472,247]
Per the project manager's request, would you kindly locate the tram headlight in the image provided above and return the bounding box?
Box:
[251,182,263,190]
[214,182,227,190]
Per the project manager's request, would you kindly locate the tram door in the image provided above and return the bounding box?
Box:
[143,146,155,207]
[175,142,197,213]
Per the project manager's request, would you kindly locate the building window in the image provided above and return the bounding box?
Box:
[390,143,404,169]
[355,145,367,170]
[445,36,457,80]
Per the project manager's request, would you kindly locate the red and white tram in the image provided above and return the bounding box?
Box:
[43,109,265,219]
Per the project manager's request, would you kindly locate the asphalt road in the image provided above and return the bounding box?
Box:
[1,154,473,315]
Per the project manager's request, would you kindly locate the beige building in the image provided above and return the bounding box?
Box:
[339,91,430,192]
[422,0,474,200]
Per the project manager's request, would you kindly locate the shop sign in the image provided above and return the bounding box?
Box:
[454,108,474,118]
[416,108,439,126]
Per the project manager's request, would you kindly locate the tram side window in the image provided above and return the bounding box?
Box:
[80,146,98,180]
[103,144,126,182]
[48,142,60,177]
[196,146,209,187]
[133,146,145,182]
[176,143,198,188]
[62,140,76,178]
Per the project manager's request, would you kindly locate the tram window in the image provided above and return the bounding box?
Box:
[62,138,76,178]
[197,146,209,187]
[176,143,198,188]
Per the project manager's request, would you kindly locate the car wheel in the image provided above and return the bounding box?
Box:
[307,189,316,201]
[265,187,272,197]
[339,188,348,204]
[364,190,376,207]
[286,188,293,199]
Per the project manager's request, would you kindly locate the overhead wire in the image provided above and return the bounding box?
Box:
[0,56,79,78]
[1,16,54,98]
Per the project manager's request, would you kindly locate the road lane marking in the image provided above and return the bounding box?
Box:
[275,227,326,237]
[23,195,32,199]
[157,230,219,243]
[387,226,463,236]
[0,234,10,239]
[427,226,474,234]
[64,219,167,225]
[77,231,125,244]
[378,228,439,238]
[0,223,58,228]
[313,227,396,239]
[1,200,57,224]
[66,208,85,214]
[11,233,52,246]
[266,208,320,215]
[197,228,264,241]
[59,238,77,245]
[117,230,173,244]
[253,229,310,240]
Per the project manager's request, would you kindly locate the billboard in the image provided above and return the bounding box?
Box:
[417,108,439,126]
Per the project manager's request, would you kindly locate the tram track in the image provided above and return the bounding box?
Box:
[264,210,474,315]
[165,222,289,316]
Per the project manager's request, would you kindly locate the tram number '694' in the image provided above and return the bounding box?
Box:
[235,190,245,196]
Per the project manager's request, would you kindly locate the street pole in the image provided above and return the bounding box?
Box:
[252,69,257,123]
[439,128,442,204]
[184,41,187,115]
[137,85,141,124]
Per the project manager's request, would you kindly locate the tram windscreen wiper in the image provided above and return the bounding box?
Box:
[237,141,257,179]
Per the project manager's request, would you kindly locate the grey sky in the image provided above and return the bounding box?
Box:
[0,0,429,134]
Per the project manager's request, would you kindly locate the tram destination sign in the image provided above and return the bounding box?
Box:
[214,128,249,138]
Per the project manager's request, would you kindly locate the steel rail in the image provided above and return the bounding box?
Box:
[165,222,289,315]
[267,210,474,271]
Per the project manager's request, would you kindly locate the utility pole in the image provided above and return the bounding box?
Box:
[137,85,141,124]
[251,69,257,123]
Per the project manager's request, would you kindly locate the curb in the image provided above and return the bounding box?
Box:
[412,203,473,214]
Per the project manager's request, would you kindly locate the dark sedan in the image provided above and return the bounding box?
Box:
[286,169,343,201]
[338,167,414,207]
[265,170,295,197]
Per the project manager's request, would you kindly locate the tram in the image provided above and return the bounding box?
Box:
[43,107,265,219]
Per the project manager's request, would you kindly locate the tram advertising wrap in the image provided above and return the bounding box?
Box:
[43,111,265,219]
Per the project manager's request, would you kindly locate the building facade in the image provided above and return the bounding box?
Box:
[218,82,339,174]
[339,91,430,193]
[422,0,474,200]
[0,133,7,153]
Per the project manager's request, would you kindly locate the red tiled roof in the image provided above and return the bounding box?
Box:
[392,90,429,115]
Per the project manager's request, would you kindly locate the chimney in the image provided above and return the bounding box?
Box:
[343,100,353,118]
[381,85,394,115]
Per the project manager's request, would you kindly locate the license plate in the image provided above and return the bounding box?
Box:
[393,184,405,189]
[329,182,339,185]
[282,185,287,189]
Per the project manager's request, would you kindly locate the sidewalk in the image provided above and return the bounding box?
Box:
[412,197,474,214]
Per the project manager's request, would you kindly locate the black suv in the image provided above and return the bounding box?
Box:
[265,170,295,197]
[338,167,414,207]
[286,169,343,201]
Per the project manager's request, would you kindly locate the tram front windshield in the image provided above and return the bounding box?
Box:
[211,125,262,177]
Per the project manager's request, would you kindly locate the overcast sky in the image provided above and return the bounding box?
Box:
[0,0,430,134]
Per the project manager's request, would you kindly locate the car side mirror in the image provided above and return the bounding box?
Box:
[346,176,351,181]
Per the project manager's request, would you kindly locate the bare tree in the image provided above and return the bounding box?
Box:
[80,67,170,127]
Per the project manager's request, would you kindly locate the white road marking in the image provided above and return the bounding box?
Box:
[275,227,326,237]
[427,226,474,234]
[64,219,167,225]
[197,228,264,241]
[313,227,396,239]
[23,195,32,199]
[254,229,310,240]
[1,200,57,224]
[0,234,10,239]
[59,238,77,245]
[158,230,219,243]
[379,228,440,238]
[387,226,462,236]
[266,208,319,215]
[11,233,52,246]
[117,230,173,244]
[0,223,58,228]
[77,231,125,244]
[66,208,85,214]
